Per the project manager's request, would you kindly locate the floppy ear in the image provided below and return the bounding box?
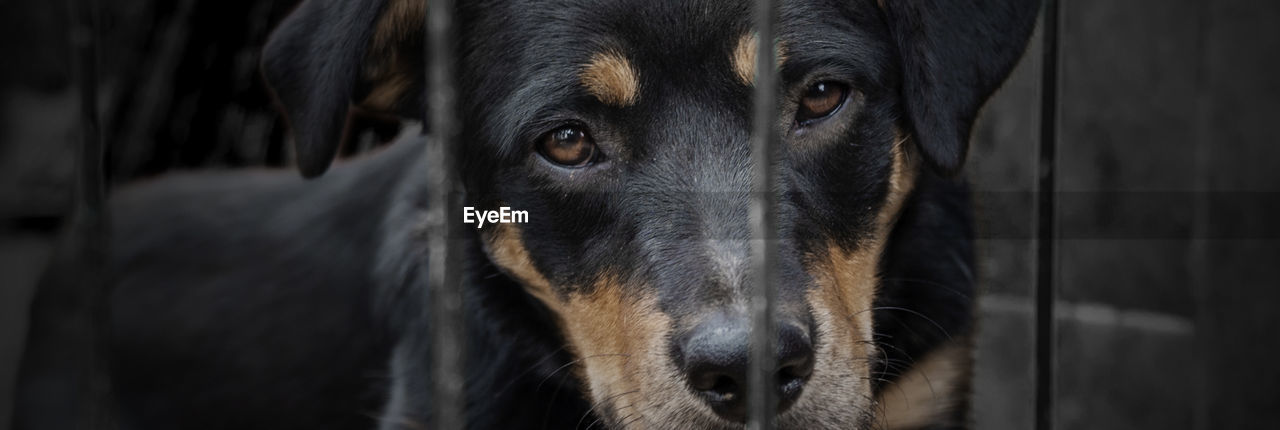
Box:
[880,0,1040,175]
[262,0,424,177]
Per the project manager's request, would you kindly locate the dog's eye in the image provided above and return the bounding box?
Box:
[537,126,598,167]
[796,81,848,124]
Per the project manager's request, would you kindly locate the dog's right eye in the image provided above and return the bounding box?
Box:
[537,126,598,167]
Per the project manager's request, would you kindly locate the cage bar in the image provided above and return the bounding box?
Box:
[68,0,116,427]
[1035,0,1061,429]
[747,0,780,428]
[425,0,466,428]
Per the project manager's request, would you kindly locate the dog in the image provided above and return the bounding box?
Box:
[14,0,1039,428]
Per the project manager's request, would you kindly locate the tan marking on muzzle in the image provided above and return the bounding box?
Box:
[788,135,918,424]
[558,276,679,425]
[581,51,640,107]
[877,338,973,429]
[481,227,703,427]
[732,34,789,86]
[810,134,917,354]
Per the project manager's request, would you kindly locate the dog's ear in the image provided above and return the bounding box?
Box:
[880,0,1040,175]
[262,0,424,177]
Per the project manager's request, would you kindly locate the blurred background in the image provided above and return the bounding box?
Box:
[1,0,1277,428]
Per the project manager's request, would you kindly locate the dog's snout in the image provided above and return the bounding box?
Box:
[679,314,815,423]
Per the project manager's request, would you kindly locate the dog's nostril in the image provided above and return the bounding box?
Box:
[706,375,740,401]
[690,371,737,394]
[774,323,815,413]
[679,316,816,422]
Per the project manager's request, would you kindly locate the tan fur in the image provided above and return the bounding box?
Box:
[361,0,425,111]
[361,71,416,111]
[480,226,706,428]
[790,134,920,427]
[732,34,789,85]
[581,51,641,107]
[559,279,691,428]
[733,34,759,85]
[789,241,882,428]
[481,224,560,310]
[881,135,918,228]
[372,0,424,51]
[876,339,973,430]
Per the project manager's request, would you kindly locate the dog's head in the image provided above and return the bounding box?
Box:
[263,0,1037,427]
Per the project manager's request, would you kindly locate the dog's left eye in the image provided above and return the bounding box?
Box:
[796,81,848,124]
[537,126,598,167]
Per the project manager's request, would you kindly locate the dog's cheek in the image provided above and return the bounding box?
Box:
[787,135,919,423]
[801,244,881,409]
[769,243,883,429]
[482,227,689,425]
[881,134,918,227]
[481,224,563,309]
[557,278,684,427]
[807,132,918,375]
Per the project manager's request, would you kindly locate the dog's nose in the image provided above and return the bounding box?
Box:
[679,314,815,423]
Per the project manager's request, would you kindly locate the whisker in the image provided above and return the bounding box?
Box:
[541,353,629,429]
[618,408,648,429]
[584,391,641,429]
[493,345,567,397]
[865,306,953,340]
[535,353,631,393]
[574,377,641,429]
[879,277,971,300]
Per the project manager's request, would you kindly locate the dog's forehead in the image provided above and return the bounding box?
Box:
[461,0,891,159]
[497,0,876,61]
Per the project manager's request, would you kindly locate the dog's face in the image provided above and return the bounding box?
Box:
[262,0,1038,427]
[462,1,905,427]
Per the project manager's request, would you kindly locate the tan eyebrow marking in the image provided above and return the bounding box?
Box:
[580,51,640,107]
[733,34,789,85]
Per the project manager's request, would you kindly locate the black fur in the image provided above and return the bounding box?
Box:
[260,0,389,177]
[15,0,1038,428]
[881,0,1041,174]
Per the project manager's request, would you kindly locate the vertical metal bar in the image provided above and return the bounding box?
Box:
[1035,0,1061,429]
[747,0,779,428]
[425,0,465,428]
[69,0,114,427]
[1188,2,1213,428]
